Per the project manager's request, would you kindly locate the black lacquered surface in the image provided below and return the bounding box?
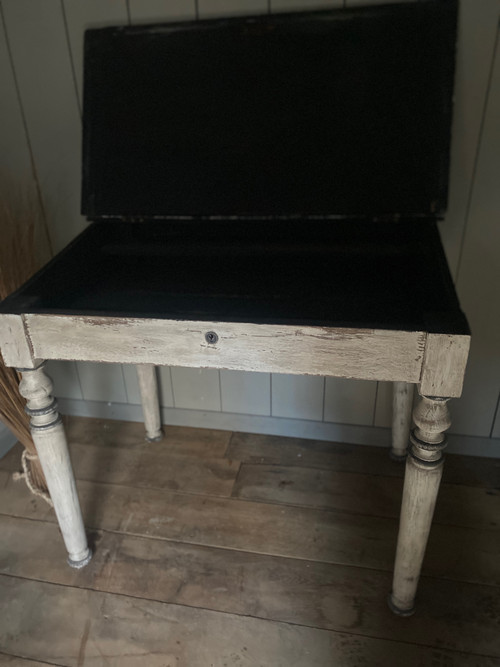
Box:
[82,0,457,220]
[0,220,469,335]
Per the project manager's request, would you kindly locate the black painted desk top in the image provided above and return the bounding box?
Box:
[0,220,469,336]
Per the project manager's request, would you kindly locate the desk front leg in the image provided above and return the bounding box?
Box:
[389,394,450,615]
[18,363,92,568]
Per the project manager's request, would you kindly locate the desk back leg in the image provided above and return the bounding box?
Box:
[136,364,163,442]
[391,382,414,460]
[18,363,92,568]
[389,394,450,615]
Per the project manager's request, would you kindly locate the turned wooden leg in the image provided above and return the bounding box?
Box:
[136,364,163,442]
[389,394,451,616]
[391,382,414,461]
[18,363,92,568]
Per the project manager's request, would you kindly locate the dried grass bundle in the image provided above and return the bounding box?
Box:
[0,178,52,495]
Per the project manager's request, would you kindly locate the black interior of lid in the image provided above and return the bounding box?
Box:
[0,220,469,335]
[82,0,457,220]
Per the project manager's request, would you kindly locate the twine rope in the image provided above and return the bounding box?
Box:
[13,449,53,507]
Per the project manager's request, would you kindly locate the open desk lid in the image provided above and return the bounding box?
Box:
[82,0,457,221]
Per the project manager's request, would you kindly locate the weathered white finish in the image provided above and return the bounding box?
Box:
[420,334,470,398]
[24,314,427,382]
[0,314,37,368]
[390,395,451,615]
[391,382,414,460]
[18,364,91,567]
[136,364,163,441]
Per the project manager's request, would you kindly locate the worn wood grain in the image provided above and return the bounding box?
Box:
[3,467,500,587]
[233,463,500,530]
[1,442,238,498]
[420,334,471,398]
[3,576,498,667]
[24,314,427,383]
[0,655,59,666]
[0,314,36,368]
[2,525,500,661]
[226,431,500,487]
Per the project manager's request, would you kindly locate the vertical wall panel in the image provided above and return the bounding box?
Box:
[439,0,500,278]
[0,13,33,182]
[77,362,128,404]
[45,361,83,401]
[128,1,196,23]
[492,396,500,439]
[123,365,174,408]
[63,0,128,112]
[346,0,414,5]
[2,0,86,252]
[271,374,323,421]
[199,0,267,17]
[171,367,221,412]
[452,27,500,437]
[271,0,341,11]
[220,370,271,416]
[324,378,376,426]
[373,381,392,429]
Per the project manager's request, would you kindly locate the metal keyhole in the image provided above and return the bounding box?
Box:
[205,331,218,345]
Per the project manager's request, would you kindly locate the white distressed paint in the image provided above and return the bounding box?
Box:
[24,315,428,383]
[390,396,451,614]
[18,365,90,565]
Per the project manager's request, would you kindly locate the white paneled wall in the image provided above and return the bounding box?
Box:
[1,0,499,456]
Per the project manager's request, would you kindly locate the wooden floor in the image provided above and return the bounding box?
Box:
[0,418,499,666]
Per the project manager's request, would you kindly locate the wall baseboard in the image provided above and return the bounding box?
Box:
[58,398,500,459]
[0,423,17,459]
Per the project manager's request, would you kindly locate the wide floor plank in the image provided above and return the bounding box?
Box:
[1,514,500,659]
[233,463,500,529]
[3,469,500,587]
[1,576,499,666]
[228,431,500,487]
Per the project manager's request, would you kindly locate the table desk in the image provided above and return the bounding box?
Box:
[0,218,470,615]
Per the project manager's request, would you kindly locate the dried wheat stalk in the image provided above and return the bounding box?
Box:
[0,179,52,494]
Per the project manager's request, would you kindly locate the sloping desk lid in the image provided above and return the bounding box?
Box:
[82,0,457,220]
